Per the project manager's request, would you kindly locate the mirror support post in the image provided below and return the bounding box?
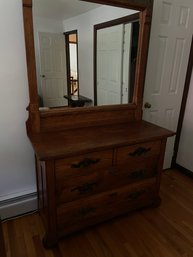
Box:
[23,0,40,134]
[133,2,153,120]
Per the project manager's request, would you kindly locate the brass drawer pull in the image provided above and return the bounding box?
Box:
[129,170,145,179]
[71,182,97,195]
[71,158,100,168]
[127,190,145,200]
[129,147,151,157]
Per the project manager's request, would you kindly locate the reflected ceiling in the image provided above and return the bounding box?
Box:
[33,0,101,20]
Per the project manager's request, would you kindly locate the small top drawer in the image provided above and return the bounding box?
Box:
[55,150,113,179]
[116,140,161,164]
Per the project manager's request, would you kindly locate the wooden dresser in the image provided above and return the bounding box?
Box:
[0,220,6,257]
[31,121,174,247]
[22,0,175,248]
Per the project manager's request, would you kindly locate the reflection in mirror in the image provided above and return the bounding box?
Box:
[64,30,79,96]
[94,14,139,106]
[32,0,139,109]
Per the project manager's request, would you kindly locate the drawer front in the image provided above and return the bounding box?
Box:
[56,169,103,204]
[55,150,112,179]
[56,179,157,229]
[109,156,158,185]
[56,156,158,204]
[116,140,161,164]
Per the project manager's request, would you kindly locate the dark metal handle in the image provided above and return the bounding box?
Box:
[127,190,145,200]
[41,74,45,78]
[71,182,97,195]
[129,170,145,179]
[76,207,96,218]
[129,147,151,157]
[71,158,100,168]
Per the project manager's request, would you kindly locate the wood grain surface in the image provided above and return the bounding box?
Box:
[30,121,174,161]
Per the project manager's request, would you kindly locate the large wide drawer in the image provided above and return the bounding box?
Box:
[55,150,113,179]
[116,140,161,164]
[56,179,157,232]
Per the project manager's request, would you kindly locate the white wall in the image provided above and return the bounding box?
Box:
[177,69,193,172]
[63,6,137,101]
[0,0,36,202]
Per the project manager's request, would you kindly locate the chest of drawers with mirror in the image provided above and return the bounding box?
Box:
[22,0,174,248]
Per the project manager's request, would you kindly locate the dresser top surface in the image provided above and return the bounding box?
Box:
[29,120,175,160]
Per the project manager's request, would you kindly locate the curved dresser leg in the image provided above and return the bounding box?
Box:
[151,196,162,208]
[42,234,58,249]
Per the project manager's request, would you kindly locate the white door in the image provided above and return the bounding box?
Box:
[39,32,68,107]
[97,24,123,105]
[143,0,193,168]
[122,23,132,104]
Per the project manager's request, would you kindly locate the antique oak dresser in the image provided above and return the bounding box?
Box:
[22,0,174,248]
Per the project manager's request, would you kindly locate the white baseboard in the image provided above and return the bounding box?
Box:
[0,191,38,220]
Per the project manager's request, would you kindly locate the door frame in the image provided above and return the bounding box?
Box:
[64,30,79,96]
[172,36,193,175]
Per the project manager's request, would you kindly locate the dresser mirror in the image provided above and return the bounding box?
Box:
[22,0,153,133]
[32,0,139,108]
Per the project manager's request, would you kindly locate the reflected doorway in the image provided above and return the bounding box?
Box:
[65,30,79,96]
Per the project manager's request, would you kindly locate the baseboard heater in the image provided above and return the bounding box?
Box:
[0,191,37,221]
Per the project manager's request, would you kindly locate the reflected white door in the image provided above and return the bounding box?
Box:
[122,23,132,104]
[143,0,193,168]
[97,24,123,105]
[39,32,68,107]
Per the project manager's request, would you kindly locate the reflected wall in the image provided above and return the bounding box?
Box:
[63,5,137,102]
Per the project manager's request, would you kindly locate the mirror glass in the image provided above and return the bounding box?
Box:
[32,0,139,109]
[95,15,139,106]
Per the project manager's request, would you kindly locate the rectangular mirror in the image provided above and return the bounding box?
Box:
[22,0,153,133]
[32,0,139,108]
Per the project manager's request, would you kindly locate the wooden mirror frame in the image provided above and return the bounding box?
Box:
[22,0,153,134]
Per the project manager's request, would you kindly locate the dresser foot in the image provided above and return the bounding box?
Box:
[151,196,161,208]
[42,234,58,249]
